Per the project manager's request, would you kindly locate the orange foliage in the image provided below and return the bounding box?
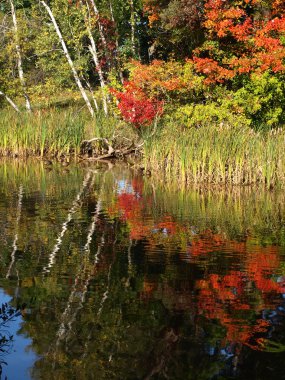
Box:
[143,4,160,26]
[188,229,225,256]
[196,264,281,345]
[128,60,187,94]
[193,57,235,84]
[192,1,285,83]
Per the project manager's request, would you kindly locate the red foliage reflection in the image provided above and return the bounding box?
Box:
[106,178,285,349]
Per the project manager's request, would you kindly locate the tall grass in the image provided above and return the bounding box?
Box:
[0,107,121,158]
[0,108,87,157]
[143,122,285,187]
[2,106,285,187]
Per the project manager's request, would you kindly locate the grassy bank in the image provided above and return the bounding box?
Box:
[0,108,89,157]
[143,122,285,188]
[1,107,285,187]
[0,107,126,158]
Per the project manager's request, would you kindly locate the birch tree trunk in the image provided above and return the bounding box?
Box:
[84,0,108,115]
[9,0,31,112]
[85,79,99,111]
[0,90,21,112]
[42,171,92,274]
[40,1,95,117]
[89,0,108,55]
[52,194,103,354]
[130,0,136,56]
[109,0,124,83]
[87,40,108,115]
[6,184,23,279]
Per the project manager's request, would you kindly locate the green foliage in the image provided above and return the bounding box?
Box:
[29,0,90,96]
[171,71,285,131]
[232,72,285,129]
[174,102,250,129]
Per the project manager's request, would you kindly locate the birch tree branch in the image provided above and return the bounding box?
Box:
[0,90,21,112]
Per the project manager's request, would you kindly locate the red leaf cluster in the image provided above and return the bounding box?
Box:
[111,84,163,128]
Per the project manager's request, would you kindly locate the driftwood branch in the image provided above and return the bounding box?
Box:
[80,137,144,161]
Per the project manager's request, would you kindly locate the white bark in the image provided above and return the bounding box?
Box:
[55,199,103,346]
[85,79,99,111]
[109,1,115,25]
[109,0,119,53]
[0,90,21,112]
[9,0,31,112]
[88,42,108,115]
[84,1,108,114]
[40,1,95,117]
[109,0,124,83]
[97,261,111,317]
[89,0,108,55]
[130,0,136,55]
[42,171,92,274]
[6,185,23,278]
[83,199,102,252]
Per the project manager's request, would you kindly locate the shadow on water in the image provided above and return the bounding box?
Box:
[1,160,285,379]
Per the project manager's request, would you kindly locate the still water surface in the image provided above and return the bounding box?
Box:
[1,160,285,379]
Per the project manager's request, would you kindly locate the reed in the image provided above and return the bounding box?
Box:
[143,122,285,187]
[0,107,120,158]
[2,106,285,187]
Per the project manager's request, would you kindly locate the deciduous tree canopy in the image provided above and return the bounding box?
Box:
[1,0,285,128]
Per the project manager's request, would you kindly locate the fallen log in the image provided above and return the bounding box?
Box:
[80,137,144,160]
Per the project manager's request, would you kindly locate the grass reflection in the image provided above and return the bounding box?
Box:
[0,161,285,379]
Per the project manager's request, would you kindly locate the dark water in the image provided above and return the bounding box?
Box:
[1,160,285,379]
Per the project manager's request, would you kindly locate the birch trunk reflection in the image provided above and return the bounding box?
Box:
[42,171,92,274]
[6,184,23,279]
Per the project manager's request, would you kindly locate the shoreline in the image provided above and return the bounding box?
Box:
[1,108,285,188]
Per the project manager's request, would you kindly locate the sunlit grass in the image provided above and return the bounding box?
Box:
[2,106,285,187]
[143,122,285,187]
[0,106,121,158]
[0,107,86,157]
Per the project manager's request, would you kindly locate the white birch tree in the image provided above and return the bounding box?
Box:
[109,0,124,83]
[83,0,108,115]
[89,0,108,54]
[9,0,31,111]
[129,0,136,56]
[41,0,95,117]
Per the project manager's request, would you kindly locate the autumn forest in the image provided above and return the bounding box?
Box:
[0,0,285,184]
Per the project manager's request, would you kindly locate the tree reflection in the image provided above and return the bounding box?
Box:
[0,303,23,378]
[0,162,285,379]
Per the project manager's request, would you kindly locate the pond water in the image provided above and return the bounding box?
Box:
[1,160,285,379]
